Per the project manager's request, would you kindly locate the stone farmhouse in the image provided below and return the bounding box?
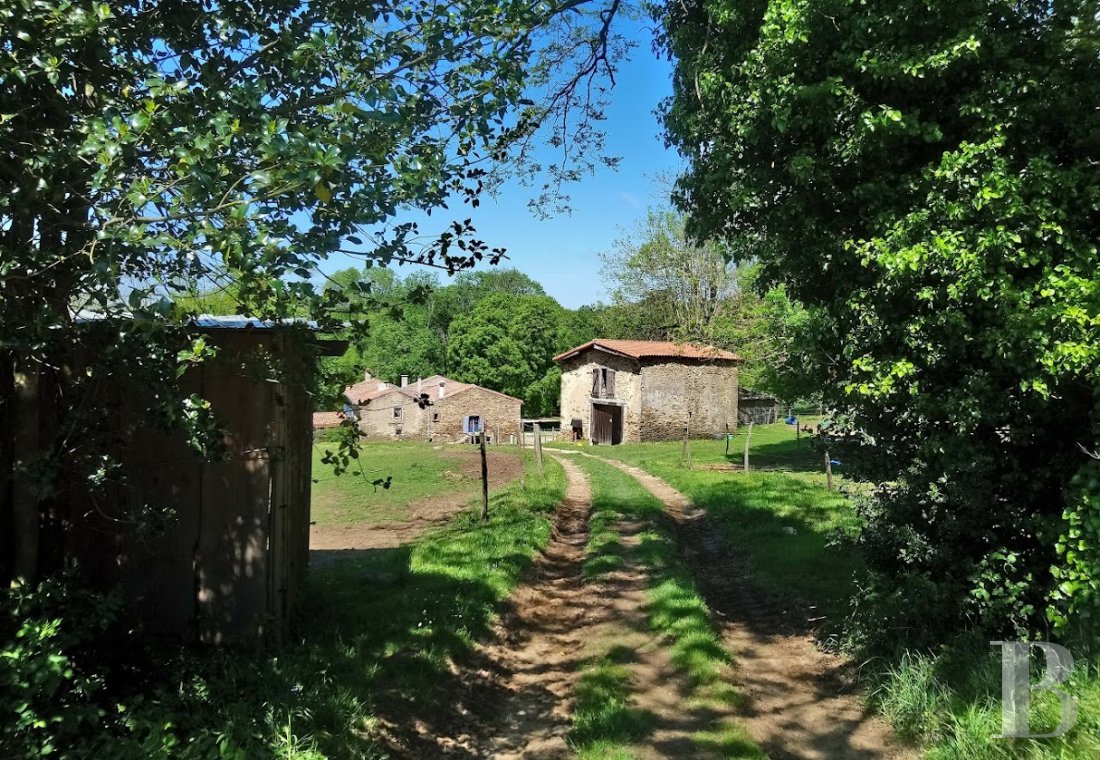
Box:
[553,339,742,445]
[343,372,523,443]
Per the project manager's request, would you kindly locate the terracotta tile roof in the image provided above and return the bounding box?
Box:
[553,339,742,363]
[404,375,473,398]
[343,378,397,405]
[403,375,522,404]
[312,411,344,429]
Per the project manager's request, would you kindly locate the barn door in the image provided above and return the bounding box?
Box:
[592,403,613,445]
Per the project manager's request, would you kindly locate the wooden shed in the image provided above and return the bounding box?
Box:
[2,316,340,644]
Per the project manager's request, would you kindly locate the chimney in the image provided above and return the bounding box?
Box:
[400,374,409,388]
[364,369,373,381]
[377,381,387,392]
[438,381,446,399]
[417,377,422,395]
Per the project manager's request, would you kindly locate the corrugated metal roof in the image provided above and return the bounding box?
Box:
[552,339,742,363]
[72,311,321,330]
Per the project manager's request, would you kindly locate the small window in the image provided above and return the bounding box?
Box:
[465,415,481,433]
[393,407,402,419]
[592,366,616,398]
[432,412,440,422]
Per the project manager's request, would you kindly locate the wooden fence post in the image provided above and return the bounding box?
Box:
[682,411,692,468]
[480,429,489,523]
[533,422,544,476]
[825,450,833,491]
[743,420,753,472]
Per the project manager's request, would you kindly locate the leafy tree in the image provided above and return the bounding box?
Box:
[448,292,566,412]
[657,0,1100,644]
[427,269,547,371]
[602,207,739,339]
[600,208,805,392]
[1,0,627,590]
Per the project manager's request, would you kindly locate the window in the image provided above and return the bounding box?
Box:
[464,415,481,433]
[591,367,616,398]
[432,412,440,422]
[393,407,402,419]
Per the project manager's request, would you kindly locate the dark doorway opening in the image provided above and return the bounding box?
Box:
[591,403,623,445]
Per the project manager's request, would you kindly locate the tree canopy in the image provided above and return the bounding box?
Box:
[309,267,592,416]
[601,207,805,392]
[657,0,1100,643]
[1,0,628,587]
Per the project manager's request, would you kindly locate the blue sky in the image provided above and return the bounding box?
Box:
[319,19,683,309]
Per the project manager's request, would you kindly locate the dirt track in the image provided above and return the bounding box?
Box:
[365,449,911,758]
[581,453,913,760]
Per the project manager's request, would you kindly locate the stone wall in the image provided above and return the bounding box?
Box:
[431,386,523,443]
[638,361,738,441]
[558,349,642,443]
[355,388,427,439]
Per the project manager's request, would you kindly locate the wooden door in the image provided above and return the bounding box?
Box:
[592,403,612,445]
[592,403,623,445]
[610,404,623,445]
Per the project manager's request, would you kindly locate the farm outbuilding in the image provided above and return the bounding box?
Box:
[345,372,522,443]
[1,316,341,643]
[554,339,742,445]
[737,389,780,425]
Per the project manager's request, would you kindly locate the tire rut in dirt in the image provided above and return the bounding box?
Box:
[379,455,595,759]
[583,454,914,760]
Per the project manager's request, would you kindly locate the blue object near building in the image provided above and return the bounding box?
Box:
[785,415,798,425]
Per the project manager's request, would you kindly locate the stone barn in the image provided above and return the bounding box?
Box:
[344,372,522,443]
[554,339,741,444]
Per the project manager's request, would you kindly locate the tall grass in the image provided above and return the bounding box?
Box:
[869,641,1100,759]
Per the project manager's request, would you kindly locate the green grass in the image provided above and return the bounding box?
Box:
[868,641,1100,760]
[310,440,484,525]
[574,455,764,758]
[119,453,565,758]
[570,649,654,755]
[567,425,862,625]
[565,427,1100,759]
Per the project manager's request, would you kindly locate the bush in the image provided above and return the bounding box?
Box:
[1,579,119,757]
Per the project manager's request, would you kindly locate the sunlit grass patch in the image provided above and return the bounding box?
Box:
[570,656,654,750]
[693,720,768,759]
[646,572,729,687]
[310,440,484,526]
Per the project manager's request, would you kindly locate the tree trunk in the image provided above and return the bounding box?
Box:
[10,361,40,587]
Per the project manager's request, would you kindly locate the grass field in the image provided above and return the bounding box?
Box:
[310,440,482,526]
